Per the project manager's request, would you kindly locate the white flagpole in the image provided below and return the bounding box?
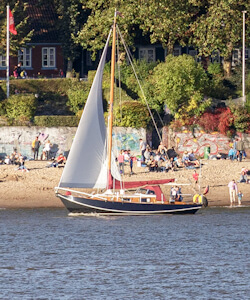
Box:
[242,11,247,105]
[6,5,10,98]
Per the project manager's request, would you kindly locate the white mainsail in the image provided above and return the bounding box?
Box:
[59,31,120,189]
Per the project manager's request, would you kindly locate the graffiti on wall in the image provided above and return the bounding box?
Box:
[175,131,230,156]
[112,132,141,155]
[0,126,145,159]
[0,127,77,158]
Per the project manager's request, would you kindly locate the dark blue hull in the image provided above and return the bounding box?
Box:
[57,194,202,215]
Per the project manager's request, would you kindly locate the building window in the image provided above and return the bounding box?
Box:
[165,47,181,57]
[173,47,181,56]
[42,47,56,68]
[211,50,220,63]
[0,55,6,67]
[18,48,32,68]
[139,48,155,62]
[245,48,249,60]
[232,49,240,66]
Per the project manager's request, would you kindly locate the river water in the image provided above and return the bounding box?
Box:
[0,207,249,300]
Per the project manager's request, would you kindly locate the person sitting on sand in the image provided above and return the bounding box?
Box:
[47,153,66,168]
[17,156,29,172]
[144,147,151,164]
[157,141,167,156]
[188,150,200,167]
[148,155,157,172]
[238,167,248,183]
[4,155,11,165]
[175,155,184,168]
[182,151,189,163]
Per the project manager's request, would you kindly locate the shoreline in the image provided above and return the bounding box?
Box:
[0,159,250,209]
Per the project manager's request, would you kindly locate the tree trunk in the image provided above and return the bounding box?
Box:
[223,58,232,78]
[167,39,174,56]
[200,55,209,70]
[66,59,73,78]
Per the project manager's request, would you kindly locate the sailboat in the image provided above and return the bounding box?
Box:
[55,12,204,215]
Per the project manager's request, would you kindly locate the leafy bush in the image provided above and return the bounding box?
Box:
[67,87,90,114]
[113,101,150,128]
[117,59,158,100]
[34,116,79,127]
[207,62,223,77]
[5,94,37,125]
[147,54,210,119]
[230,105,250,133]
[197,111,221,132]
[217,107,235,135]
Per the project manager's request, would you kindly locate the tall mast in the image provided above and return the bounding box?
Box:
[107,11,117,189]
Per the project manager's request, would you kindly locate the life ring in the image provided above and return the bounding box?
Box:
[198,195,203,204]
[193,194,200,203]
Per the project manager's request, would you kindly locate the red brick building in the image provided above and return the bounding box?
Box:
[0,1,64,79]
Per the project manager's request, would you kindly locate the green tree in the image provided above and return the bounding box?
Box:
[147,54,211,119]
[0,1,33,56]
[189,0,250,77]
[138,0,198,54]
[53,0,90,77]
[75,0,145,58]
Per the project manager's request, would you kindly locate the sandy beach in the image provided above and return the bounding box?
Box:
[0,158,250,209]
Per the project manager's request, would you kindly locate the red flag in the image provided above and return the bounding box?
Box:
[9,9,17,35]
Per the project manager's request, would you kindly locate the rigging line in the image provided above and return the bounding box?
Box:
[156,109,164,127]
[116,25,162,142]
[116,28,123,120]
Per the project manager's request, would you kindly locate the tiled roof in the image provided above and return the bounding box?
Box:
[26,0,59,43]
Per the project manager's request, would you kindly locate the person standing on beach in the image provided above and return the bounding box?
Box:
[228,179,238,207]
[237,191,243,206]
[117,150,125,175]
[236,138,245,162]
[33,137,41,160]
[44,140,51,160]
[139,138,147,162]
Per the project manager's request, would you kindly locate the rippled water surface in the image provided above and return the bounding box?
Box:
[0,207,249,299]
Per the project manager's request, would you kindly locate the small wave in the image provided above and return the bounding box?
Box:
[68,212,101,217]
[67,212,121,219]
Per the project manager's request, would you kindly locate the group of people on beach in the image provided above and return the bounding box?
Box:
[228,166,249,207]
[0,151,29,172]
[228,138,246,162]
[138,137,248,207]
[117,149,135,175]
[31,136,67,167]
[139,140,200,173]
[0,135,67,172]
[32,136,53,161]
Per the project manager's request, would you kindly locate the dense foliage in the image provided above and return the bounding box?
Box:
[145,54,212,118]
[34,116,79,127]
[3,94,37,125]
[113,101,150,129]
